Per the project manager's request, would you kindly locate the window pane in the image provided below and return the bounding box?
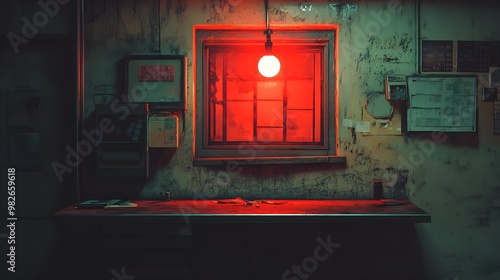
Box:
[314,52,322,142]
[286,52,314,78]
[225,52,258,80]
[257,81,283,100]
[257,127,283,143]
[257,101,283,128]
[211,103,223,142]
[227,80,254,101]
[287,80,313,109]
[212,52,224,102]
[208,52,224,142]
[287,110,313,142]
[226,101,254,141]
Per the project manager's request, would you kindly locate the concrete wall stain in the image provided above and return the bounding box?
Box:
[165,0,173,18]
[399,33,412,51]
[328,2,358,22]
[175,0,187,17]
[292,14,306,22]
[453,160,472,174]
[207,0,243,23]
[470,216,490,227]
[270,6,288,22]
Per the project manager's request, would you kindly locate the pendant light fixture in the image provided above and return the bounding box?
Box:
[258,0,281,78]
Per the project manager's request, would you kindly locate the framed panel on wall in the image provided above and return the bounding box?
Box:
[421,40,454,73]
[125,55,187,110]
[407,76,477,132]
[421,40,500,73]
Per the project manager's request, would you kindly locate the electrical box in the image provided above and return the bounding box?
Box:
[384,75,408,101]
[96,103,149,179]
[148,115,179,148]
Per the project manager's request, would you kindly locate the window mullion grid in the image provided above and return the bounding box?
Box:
[320,50,326,144]
[253,77,258,142]
[312,52,316,143]
[283,56,288,144]
[222,53,228,144]
[208,49,216,143]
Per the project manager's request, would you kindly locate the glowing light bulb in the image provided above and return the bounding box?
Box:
[258,54,281,78]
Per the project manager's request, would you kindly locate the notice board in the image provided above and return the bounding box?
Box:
[421,40,500,73]
[457,41,500,72]
[407,76,477,132]
[421,40,453,72]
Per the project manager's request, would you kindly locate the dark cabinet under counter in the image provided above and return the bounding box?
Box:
[54,200,430,280]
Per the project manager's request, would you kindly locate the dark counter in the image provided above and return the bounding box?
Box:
[55,199,430,223]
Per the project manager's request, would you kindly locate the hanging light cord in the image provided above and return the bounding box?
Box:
[264,0,273,52]
[265,0,269,30]
[258,0,281,78]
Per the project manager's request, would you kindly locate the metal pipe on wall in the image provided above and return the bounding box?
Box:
[76,0,85,202]
[416,0,421,73]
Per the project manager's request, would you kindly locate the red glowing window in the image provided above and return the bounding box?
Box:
[207,48,323,145]
[194,27,338,162]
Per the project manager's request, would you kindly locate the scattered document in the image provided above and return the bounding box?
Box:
[75,199,137,209]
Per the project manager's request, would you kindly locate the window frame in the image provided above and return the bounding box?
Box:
[193,26,345,165]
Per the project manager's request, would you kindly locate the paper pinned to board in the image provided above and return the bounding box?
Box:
[343,119,372,133]
[355,121,371,133]
[342,118,356,128]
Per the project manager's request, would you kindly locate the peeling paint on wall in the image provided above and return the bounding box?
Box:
[207,0,245,23]
[270,5,288,22]
[85,0,159,51]
[328,2,359,22]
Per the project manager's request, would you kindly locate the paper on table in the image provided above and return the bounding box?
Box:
[105,202,138,208]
